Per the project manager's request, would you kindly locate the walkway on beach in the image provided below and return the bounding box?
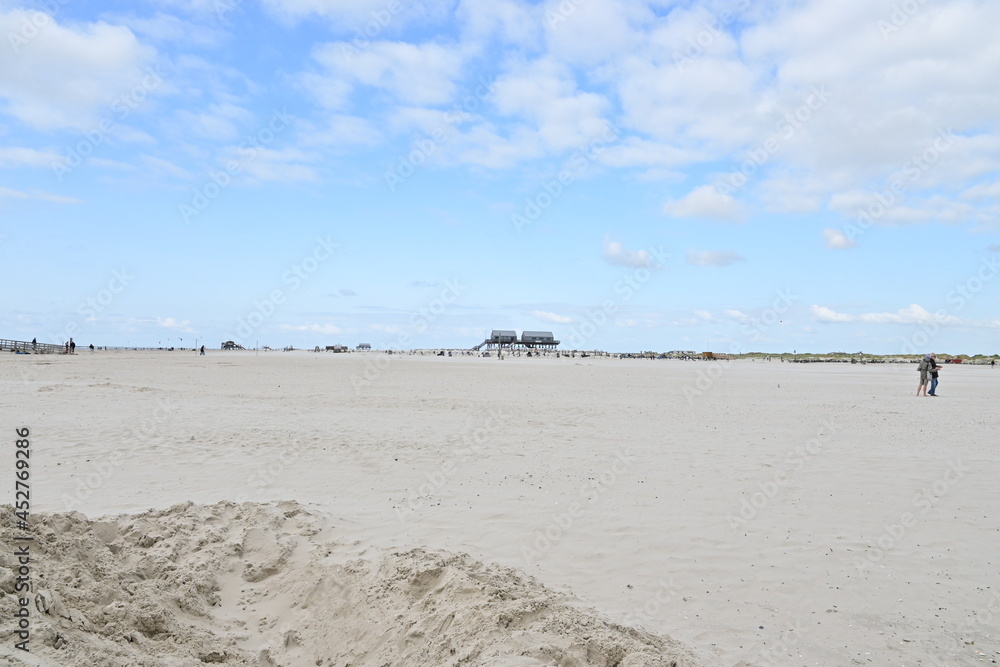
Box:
[0,338,66,354]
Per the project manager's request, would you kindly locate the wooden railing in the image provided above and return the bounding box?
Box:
[0,339,66,354]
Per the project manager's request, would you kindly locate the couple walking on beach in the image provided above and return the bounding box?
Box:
[917,354,942,396]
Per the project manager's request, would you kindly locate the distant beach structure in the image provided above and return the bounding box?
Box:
[521,331,559,346]
[356,343,371,350]
[471,329,560,352]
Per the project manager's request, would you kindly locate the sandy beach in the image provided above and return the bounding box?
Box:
[3,350,998,666]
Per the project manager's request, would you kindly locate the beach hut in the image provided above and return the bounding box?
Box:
[491,330,518,344]
[520,331,559,347]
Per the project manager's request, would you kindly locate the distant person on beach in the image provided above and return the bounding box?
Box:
[31,337,36,349]
[64,342,69,354]
[69,338,75,354]
[917,355,931,396]
[199,345,205,356]
[89,344,94,351]
[928,354,941,396]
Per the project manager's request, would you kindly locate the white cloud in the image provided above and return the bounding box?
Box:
[723,309,750,323]
[108,11,222,48]
[686,250,745,267]
[694,310,716,322]
[492,58,611,151]
[543,0,644,68]
[457,0,540,46]
[311,114,383,147]
[822,228,857,249]
[533,310,573,324]
[279,323,342,335]
[0,9,158,130]
[142,155,192,179]
[859,304,960,325]
[260,0,452,28]
[962,180,1000,200]
[602,237,658,268]
[444,124,547,169]
[298,72,354,110]
[811,303,963,325]
[811,305,855,323]
[311,40,464,107]
[600,137,704,170]
[175,103,253,141]
[0,147,62,168]
[616,35,757,150]
[664,185,744,221]
[219,146,318,184]
[0,186,82,204]
[156,317,195,332]
[737,1,1000,197]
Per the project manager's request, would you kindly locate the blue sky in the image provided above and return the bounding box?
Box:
[1,0,998,353]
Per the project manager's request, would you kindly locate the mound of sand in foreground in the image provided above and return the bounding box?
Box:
[0,501,702,667]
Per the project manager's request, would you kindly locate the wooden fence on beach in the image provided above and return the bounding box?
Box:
[0,338,66,354]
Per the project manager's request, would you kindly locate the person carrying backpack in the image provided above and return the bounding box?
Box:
[916,355,931,396]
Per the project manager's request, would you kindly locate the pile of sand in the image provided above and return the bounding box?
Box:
[0,501,701,666]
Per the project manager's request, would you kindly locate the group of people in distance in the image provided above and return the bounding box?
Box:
[917,354,942,396]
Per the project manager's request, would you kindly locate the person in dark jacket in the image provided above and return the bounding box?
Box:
[928,354,942,396]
